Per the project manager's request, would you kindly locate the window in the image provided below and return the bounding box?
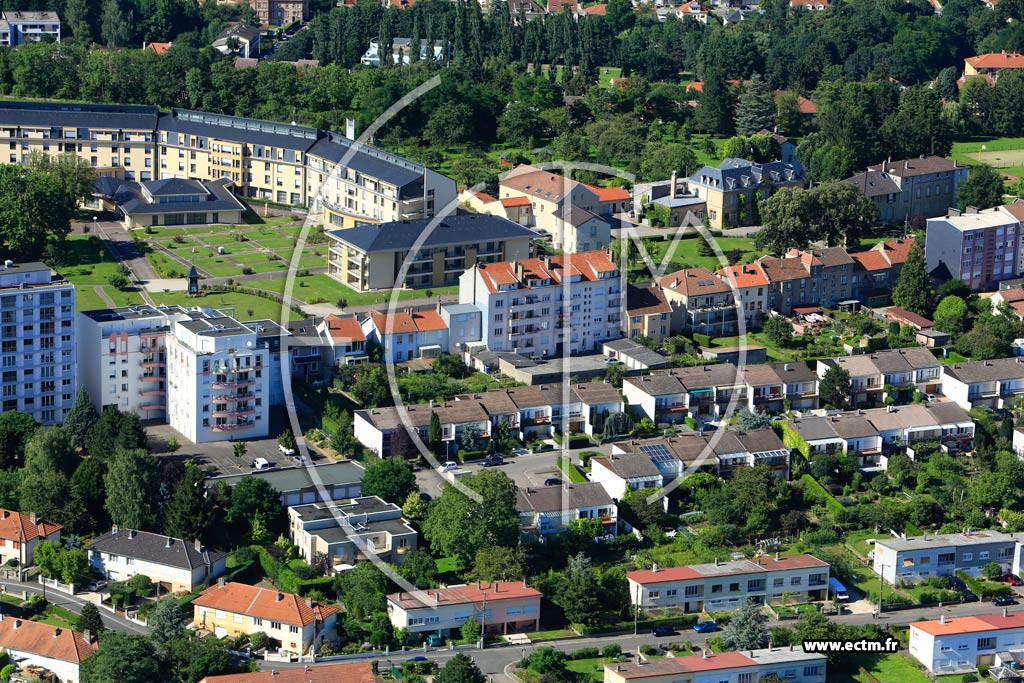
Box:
[963,553,973,561]
[289,625,299,634]
[270,621,282,630]
[978,637,996,650]
[253,617,262,626]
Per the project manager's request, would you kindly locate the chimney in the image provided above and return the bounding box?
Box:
[29,513,36,524]
[165,536,171,548]
[194,539,202,551]
[477,581,481,589]
[715,558,719,566]
[1,511,7,520]
[305,597,313,607]
[702,649,710,659]
[435,591,442,602]
[1004,608,1009,618]
[53,627,61,638]
[13,620,21,629]
[670,170,678,200]
[345,118,356,140]
[652,563,658,573]
[276,592,284,602]
[940,614,947,624]
[83,629,90,643]
[775,551,779,561]
[112,525,118,534]
[217,578,226,588]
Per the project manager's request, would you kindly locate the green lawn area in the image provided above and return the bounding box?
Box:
[845,529,880,558]
[557,456,588,483]
[951,136,1024,180]
[638,235,764,273]
[940,351,969,364]
[565,657,610,683]
[151,290,295,322]
[435,556,462,573]
[528,628,576,642]
[598,67,622,88]
[462,371,522,393]
[708,333,801,362]
[32,604,78,630]
[850,653,931,683]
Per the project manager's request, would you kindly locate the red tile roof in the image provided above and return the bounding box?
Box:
[686,80,749,93]
[476,251,618,294]
[323,315,366,343]
[911,615,1007,637]
[0,510,61,544]
[1003,199,1024,221]
[850,249,890,272]
[585,184,631,202]
[679,651,756,672]
[626,566,704,584]
[193,583,338,627]
[966,52,1024,70]
[716,263,769,289]
[584,3,607,13]
[885,307,933,330]
[0,618,96,664]
[388,582,542,610]
[500,196,532,208]
[474,191,497,204]
[548,0,579,10]
[754,553,829,571]
[659,267,732,297]
[200,661,376,683]
[367,310,447,335]
[412,309,448,333]
[145,42,172,55]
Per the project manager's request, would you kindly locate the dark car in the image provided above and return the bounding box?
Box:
[959,591,980,603]
[651,625,674,637]
[544,477,562,486]
[419,492,432,502]
[693,621,717,633]
[482,454,505,467]
[994,595,1018,606]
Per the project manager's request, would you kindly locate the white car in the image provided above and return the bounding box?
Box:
[438,461,459,472]
[279,443,296,456]
[251,457,271,471]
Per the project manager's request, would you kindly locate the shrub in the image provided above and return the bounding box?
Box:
[108,272,131,290]
[242,266,255,275]
[0,663,16,683]
[579,451,600,467]
[249,632,269,650]
[639,644,658,656]
[570,647,600,660]
[602,644,622,659]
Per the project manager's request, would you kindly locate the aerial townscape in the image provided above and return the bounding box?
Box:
[6,1,1024,683]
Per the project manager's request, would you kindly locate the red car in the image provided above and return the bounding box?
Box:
[1008,575,1023,586]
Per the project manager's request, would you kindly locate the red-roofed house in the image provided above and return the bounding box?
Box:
[361,309,449,363]
[192,581,338,655]
[626,554,829,612]
[716,262,769,325]
[0,509,62,568]
[583,3,607,14]
[850,237,916,306]
[909,611,1024,673]
[144,41,172,55]
[387,581,542,637]
[789,0,829,9]
[0,617,96,683]
[317,314,368,366]
[964,51,1024,81]
[461,251,622,356]
[658,268,737,335]
[604,649,826,683]
[200,661,376,683]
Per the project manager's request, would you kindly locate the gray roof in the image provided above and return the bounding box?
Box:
[689,158,804,192]
[624,373,685,397]
[944,357,1024,384]
[327,214,538,254]
[876,530,1018,553]
[768,361,817,384]
[845,169,901,197]
[144,178,208,197]
[216,23,262,42]
[652,195,705,209]
[592,453,662,479]
[791,416,840,442]
[87,529,226,570]
[0,101,158,132]
[158,109,319,153]
[80,304,187,323]
[210,461,366,493]
[114,178,245,216]
[516,482,613,513]
[308,132,427,197]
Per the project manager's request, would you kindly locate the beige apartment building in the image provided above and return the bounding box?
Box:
[686,158,805,229]
[254,0,307,26]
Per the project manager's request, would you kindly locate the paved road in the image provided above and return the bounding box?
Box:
[87,220,158,305]
[0,578,147,636]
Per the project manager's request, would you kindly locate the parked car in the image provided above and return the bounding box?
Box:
[482,454,505,467]
[251,457,271,471]
[278,443,296,456]
[425,635,444,647]
[88,580,107,592]
[994,595,1018,606]
[438,461,458,473]
[410,656,428,662]
[593,534,615,543]
[651,625,675,637]
[604,357,620,364]
[544,477,562,486]
[693,621,717,633]
[419,492,433,502]
[1009,575,1023,586]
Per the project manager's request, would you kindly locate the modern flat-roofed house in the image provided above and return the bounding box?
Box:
[845,156,968,224]
[516,482,618,539]
[943,356,1024,411]
[0,618,96,683]
[199,661,375,683]
[327,214,536,292]
[1,11,61,45]
[926,206,1024,291]
[626,554,830,612]
[108,177,246,228]
[603,649,826,683]
[192,581,338,655]
[87,528,227,592]
[387,582,542,637]
[208,461,365,506]
[288,497,417,570]
[909,612,1024,674]
[0,510,62,569]
[873,530,1019,585]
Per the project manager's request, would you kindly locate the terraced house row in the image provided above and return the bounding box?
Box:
[0,101,456,228]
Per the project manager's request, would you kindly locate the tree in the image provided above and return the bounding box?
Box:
[933,296,970,336]
[362,457,417,503]
[80,632,163,683]
[638,142,699,182]
[819,366,853,410]
[163,462,210,543]
[232,442,247,460]
[24,427,78,478]
[461,618,482,643]
[696,67,735,136]
[104,448,160,530]
[470,546,526,582]
[558,553,602,626]
[735,75,776,137]
[958,164,1005,210]
[20,470,76,530]
[397,549,437,588]
[147,597,187,655]
[435,653,486,683]
[70,456,108,534]
[497,102,542,147]
[881,86,953,159]
[163,634,243,682]
[983,561,1004,580]
[86,406,147,458]
[278,429,296,452]
[334,561,387,620]
[63,389,98,450]
[763,315,793,347]
[76,602,106,636]
[528,648,568,676]
[736,408,774,430]
[754,187,815,255]
[33,540,87,584]
[423,470,520,567]
[0,411,37,470]
[402,490,430,523]
[425,102,475,147]
[491,418,517,454]
[228,477,284,536]
[429,412,443,455]
[891,240,934,317]
[721,598,770,651]
[812,181,877,247]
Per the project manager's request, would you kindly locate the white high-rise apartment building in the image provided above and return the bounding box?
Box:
[459,251,623,357]
[0,261,76,425]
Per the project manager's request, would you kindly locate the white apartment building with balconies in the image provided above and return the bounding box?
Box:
[0,261,76,425]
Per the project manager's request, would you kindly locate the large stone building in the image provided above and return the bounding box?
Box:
[845,156,968,224]
[686,158,805,229]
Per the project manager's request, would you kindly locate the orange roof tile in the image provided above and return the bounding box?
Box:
[966,52,1024,69]
[717,263,769,289]
[0,618,96,664]
[200,661,376,683]
[500,196,532,208]
[412,309,448,333]
[0,510,61,544]
[850,249,890,272]
[659,267,732,297]
[911,615,1004,637]
[584,3,607,13]
[388,582,542,610]
[755,553,830,571]
[323,315,366,343]
[585,184,631,202]
[476,251,619,294]
[627,566,704,584]
[193,583,338,627]
[474,191,497,203]
[1003,199,1024,222]
[146,42,172,55]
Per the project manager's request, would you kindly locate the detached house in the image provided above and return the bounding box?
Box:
[0,510,61,569]
[516,482,618,539]
[387,582,542,637]
[686,158,804,229]
[192,581,338,655]
[873,530,1019,585]
[658,268,737,336]
[87,527,227,593]
[317,314,368,366]
[288,496,417,570]
[0,618,96,683]
[909,612,1024,674]
[361,309,449,363]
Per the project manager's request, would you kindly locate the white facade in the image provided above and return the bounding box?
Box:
[909,613,1024,673]
[87,529,227,593]
[873,531,1018,584]
[0,262,76,425]
[1,11,61,46]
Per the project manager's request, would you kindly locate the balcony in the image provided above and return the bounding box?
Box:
[212,392,253,403]
[656,404,688,413]
[522,415,551,426]
[140,403,165,412]
[139,389,165,397]
[212,408,256,418]
[140,375,164,382]
[212,422,256,433]
[141,361,165,369]
[211,380,256,390]
[752,391,784,403]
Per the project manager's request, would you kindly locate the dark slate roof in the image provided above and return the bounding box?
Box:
[327,214,539,254]
[308,133,426,197]
[157,109,320,152]
[87,529,226,570]
[144,178,209,197]
[844,169,901,197]
[689,158,803,191]
[92,176,121,198]
[0,101,159,131]
[115,178,245,216]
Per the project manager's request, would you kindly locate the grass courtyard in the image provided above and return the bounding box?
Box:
[951,135,1024,183]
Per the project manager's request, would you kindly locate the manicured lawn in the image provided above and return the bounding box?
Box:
[598,67,622,88]
[151,290,295,322]
[845,529,880,558]
[32,605,78,630]
[75,286,107,312]
[708,333,801,362]
[557,456,588,483]
[435,556,462,573]
[951,136,1024,181]
[528,628,576,642]
[851,653,931,683]
[60,235,121,285]
[565,657,609,682]
[636,235,763,274]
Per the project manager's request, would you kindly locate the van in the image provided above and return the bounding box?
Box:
[251,457,271,471]
[425,634,444,647]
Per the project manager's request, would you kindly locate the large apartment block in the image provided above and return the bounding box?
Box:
[254,0,307,26]
[0,262,76,425]
[0,101,456,226]
[872,530,1019,584]
[626,554,830,612]
[460,251,623,357]
[326,214,535,292]
[926,204,1024,291]
[845,156,968,224]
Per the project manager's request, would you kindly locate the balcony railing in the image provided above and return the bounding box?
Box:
[211,380,256,390]
[212,422,256,433]
[212,408,256,418]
